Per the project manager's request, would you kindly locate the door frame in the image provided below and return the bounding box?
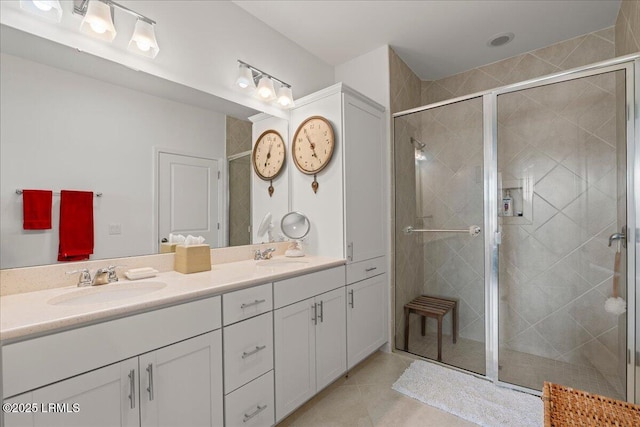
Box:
[392,53,640,402]
[153,147,225,252]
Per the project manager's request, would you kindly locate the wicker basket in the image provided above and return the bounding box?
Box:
[542,382,640,426]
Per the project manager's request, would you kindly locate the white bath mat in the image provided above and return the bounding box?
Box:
[392,360,543,427]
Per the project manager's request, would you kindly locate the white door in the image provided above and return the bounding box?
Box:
[139,331,223,427]
[158,152,219,248]
[315,288,347,391]
[274,298,316,422]
[347,274,388,369]
[343,95,385,263]
[4,358,139,427]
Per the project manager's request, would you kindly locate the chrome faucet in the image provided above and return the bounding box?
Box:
[66,266,120,287]
[254,247,276,260]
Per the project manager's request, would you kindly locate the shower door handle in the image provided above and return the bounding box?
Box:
[608,230,626,248]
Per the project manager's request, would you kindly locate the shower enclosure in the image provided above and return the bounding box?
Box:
[393,55,639,403]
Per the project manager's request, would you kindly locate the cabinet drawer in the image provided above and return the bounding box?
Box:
[274,266,345,309]
[225,371,274,427]
[223,283,273,326]
[346,256,386,284]
[224,312,273,393]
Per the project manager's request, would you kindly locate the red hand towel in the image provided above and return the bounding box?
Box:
[22,189,53,230]
[58,190,94,262]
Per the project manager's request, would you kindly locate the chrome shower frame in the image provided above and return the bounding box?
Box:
[392,53,640,402]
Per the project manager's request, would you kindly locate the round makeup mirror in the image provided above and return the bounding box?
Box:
[281,211,310,257]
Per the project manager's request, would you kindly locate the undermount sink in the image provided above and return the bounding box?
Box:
[49,282,167,306]
[256,259,310,267]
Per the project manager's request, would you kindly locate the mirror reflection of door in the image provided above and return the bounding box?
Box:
[158,152,219,249]
[228,154,251,246]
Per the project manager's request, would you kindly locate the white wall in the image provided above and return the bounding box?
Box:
[0,53,226,268]
[0,1,334,117]
[250,114,289,244]
[335,45,390,109]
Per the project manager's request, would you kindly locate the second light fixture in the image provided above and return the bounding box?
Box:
[235,60,294,108]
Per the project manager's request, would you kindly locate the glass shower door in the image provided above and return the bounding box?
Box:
[496,69,628,400]
[394,97,486,374]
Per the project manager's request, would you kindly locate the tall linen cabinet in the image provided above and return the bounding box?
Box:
[275,84,388,421]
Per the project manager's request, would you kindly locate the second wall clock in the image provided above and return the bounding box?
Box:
[252,129,286,197]
[291,116,335,193]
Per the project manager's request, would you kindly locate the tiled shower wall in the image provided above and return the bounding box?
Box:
[226,116,252,246]
[616,1,640,56]
[390,47,423,348]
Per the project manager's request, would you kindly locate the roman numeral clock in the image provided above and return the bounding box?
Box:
[252,129,286,197]
[292,116,335,193]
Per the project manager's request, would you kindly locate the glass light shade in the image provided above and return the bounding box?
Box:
[235,64,255,90]
[128,19,160,59]
[276,86,295,108]
[79,1,117,42]
[19,0,63,22]
[256,76,276,101]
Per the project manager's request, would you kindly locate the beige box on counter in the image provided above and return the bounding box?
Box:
[174,245,212,274]
[160,243,178,253]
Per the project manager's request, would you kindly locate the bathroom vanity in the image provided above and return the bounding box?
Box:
[1,255,387,427]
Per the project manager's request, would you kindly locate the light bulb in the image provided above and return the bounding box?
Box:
[32,1,52,11]
[259,87,272,99]
[90,21,107,34]
[136,40,151,52]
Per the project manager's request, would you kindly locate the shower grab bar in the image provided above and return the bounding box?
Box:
[403,225,481,237]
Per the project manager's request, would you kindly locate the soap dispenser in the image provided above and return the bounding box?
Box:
[502,190,513,217]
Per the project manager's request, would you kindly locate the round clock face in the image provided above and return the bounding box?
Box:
[292,116,335,175]
[252,130,286,180]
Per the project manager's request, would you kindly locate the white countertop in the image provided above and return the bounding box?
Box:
[0,256,345,343]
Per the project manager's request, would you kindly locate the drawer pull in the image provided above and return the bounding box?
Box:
[243,404,267,422]
[240,299,266,309]
[365,267,377,272]
[242,345,267,359]
[128,369,136,409]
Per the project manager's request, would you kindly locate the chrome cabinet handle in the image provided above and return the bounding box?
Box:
[365,267,377,272]
[243,404,267,423]
[240,299,266,309]
[347,242,353,261]
[311,303,317,325]
[349,289,354,308]
[242,345,267,359]
[146,363,154,401]
[128,369,136,409]
[318,301,324,323]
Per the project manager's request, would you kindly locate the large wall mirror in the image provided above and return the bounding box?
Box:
[0,25,289,269]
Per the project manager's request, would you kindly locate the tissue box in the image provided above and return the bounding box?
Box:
[160,243,178,254]
[174,244,211,274]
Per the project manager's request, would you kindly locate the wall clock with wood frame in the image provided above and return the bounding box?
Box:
[252,129,286,197]
[291,115,335,193]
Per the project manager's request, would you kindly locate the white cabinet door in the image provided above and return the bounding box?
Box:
[315,288,347,391]
[139,331,223,427]
[343,94,385,263]
[274,298,316,422]
[4,358,138,427]
[347,274,388,369]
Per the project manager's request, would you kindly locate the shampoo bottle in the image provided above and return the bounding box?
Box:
[502,190,513,217]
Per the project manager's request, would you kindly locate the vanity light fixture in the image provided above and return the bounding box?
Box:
[235,60,295,108]
[19,0,63,23]
[72,0,159,58]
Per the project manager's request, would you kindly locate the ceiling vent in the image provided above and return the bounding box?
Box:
[488,32,515,47]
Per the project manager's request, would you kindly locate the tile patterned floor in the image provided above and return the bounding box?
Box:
[406,331,625,400]
[277,351,476,427]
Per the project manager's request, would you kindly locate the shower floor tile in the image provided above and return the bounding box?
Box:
[403,331,625,400]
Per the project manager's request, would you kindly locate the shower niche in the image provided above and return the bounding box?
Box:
[498,176,532,225]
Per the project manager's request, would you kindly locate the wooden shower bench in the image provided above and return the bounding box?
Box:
[404,295,458,361]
